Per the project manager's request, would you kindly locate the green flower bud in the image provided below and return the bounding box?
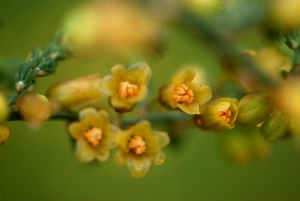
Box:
[260,109,289,141]
[195,98,238,131]
[0,124,10,145]
[237,93,271,127]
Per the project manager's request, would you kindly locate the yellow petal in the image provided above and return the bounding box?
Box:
[75,139,96,163]
[214,101,230,112]
[127,62,152,85]
[127,157,152,178]
[177,102,200,114]
[152,151,166,165]
[127,85,148,104]
[78,107,98,121]
[95,149,110,162]
[114,151,127,165]
[188,83,212,105]
[100,75,121,96]
[173,69,195,86]
[69,122,84,140]
[111,64,128,80]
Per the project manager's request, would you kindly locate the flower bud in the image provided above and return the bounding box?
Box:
[260,109,289,141]
[0,93,8,122]
[47,74,102,108]
[237,93,271,127]
[195,98,238,131]
[0,124,10,145]
[18,94,56,128]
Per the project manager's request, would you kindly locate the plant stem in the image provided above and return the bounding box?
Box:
[7,110,191,128]
[7,91,22,106]
[121,112,191,128]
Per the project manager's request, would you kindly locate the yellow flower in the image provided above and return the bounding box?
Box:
[46,73,103,108]
[68,108,120,163]
[100,62,152,113]
[270,0,300,29]
[0,124,10,145]
[159,69,212,114]
[0,93,8,122]
[114,120,169,178]
[195,97,238,131]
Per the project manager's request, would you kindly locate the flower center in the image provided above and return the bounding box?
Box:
[172,84,194,104]
[218,110,231,123]
[118,81,139,99]
[128,135,146,155]
[84,126,102,147]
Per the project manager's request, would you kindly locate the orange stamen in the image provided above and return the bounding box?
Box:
[84,127,102,147]
[218,110,232,123]
[118,81,139,99]
[128,135,146,155]
[172,84,194,104]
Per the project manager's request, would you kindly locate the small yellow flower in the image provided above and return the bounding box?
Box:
[270,0,300,29]
[100,62,152,113]
[114,121,169,178]
[159,69,212,114]
[195,98,238,131]
[0,93,8,122]
[0,124,10,145]
[47,73,103,108]
[68,108,120,163]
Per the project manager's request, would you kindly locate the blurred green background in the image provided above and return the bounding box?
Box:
[1,0,300,201]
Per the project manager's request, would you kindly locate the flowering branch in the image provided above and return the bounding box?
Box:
[7,109,191,129]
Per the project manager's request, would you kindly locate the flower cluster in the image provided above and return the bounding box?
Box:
[68,108,169,178]
[59,62,169,178]
[61,64,249,176]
